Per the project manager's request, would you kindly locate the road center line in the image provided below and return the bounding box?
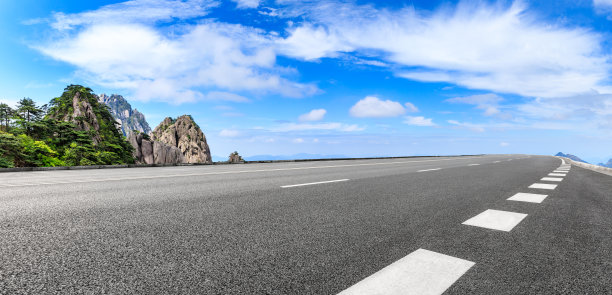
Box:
[541,177,563,182]
[529,183,557,190]
[417,168,441,172]
[462,209,528,232]
[337,248,475,295]
[281,179,349,188]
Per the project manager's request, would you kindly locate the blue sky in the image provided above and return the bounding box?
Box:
[2,0,612,162]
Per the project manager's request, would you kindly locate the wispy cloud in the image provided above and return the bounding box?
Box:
[231,0,260,9]
[49,0,220,30]
[446,93,505,117]
[34,1,318,104]
[298,108,326,122]
[272,122,364,132]
[448,120,486,132]
[276,1,610,98]
[404,116,436,126]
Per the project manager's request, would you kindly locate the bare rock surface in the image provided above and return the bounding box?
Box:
[152,115,212,164]
[127,115,210,164]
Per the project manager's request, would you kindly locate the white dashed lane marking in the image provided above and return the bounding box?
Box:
[462,209,528,232]
[553,170,568,173]
[417,168,441,172]
[281,179,349,188]
[529,183,557,190]
[337,249,475,295]
[541,177,563,182]
[548,173,566,177]
[507,192,548,203]
[468,164,480,166]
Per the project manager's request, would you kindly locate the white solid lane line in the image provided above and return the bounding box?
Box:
[0,156,499,187]
[541,177,563,182]
[529,183,557,190]
[507,192,548,203]
[337,249,475,295]
[417,168,441,172]
[548,173,566,177]
[468,164,480,166]
[281,179,349,188]
[462,209,528,232]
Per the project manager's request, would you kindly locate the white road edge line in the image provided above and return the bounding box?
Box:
[417,168,441,172]
[281,179,349,188]
[337,248,475,295]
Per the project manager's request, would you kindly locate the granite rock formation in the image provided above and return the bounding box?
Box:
[128,132,184,164]
[152,115,212,164]
[98,94,151,137]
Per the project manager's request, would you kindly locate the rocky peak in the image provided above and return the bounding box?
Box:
[48,90,103,145]
[98,94,151,137]
[152,115,212,164]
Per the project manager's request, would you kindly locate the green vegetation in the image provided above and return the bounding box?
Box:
[0,85,134,168]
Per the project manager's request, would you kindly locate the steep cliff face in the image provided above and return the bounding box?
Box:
[152,115,212,164]
[44,84,135,165]
[98,94,151,137]
[47,87,108,145]
[128,132,184,164]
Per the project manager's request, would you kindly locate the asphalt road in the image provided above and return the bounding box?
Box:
[0,154,610,294]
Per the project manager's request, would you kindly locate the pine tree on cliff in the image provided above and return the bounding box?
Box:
[46,85,134,165]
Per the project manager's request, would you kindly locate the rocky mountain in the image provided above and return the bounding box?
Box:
[598,158,612,168]
[152,115,212,164]
[45,85,135,165]
[129,115,212,164]
[555,152,588,163]
[98,94,151,137]
[128,132,184,164]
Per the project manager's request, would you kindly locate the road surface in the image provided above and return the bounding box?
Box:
[0,154,610,294]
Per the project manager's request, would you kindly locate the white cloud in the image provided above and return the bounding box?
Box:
[49,0,220,30]
[404,116,435,126]
[594,0,612,15]
[298,108,326,121]
[231,0,259,9]
[500,142,510,147]
[219,129,241,137]
[292,138,304,143]
[349,96,406,118]
[404,102,419,113]
[277,1,610,98]
[204,91,250,102]
[446,93,505,117]
[273,122,364,132]
[448,120,486,132]
[35,3,318,104]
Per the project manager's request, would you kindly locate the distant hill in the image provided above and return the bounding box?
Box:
[598,158,612,168]
[244,153,348,161]
[555,152,588,163]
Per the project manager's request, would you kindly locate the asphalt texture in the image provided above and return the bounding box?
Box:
[0,154,610,294]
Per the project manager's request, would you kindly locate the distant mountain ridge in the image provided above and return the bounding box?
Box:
[598,158,612,168]
[555,152,588,163]
[98,94,151,137]
[244,153,348,161]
